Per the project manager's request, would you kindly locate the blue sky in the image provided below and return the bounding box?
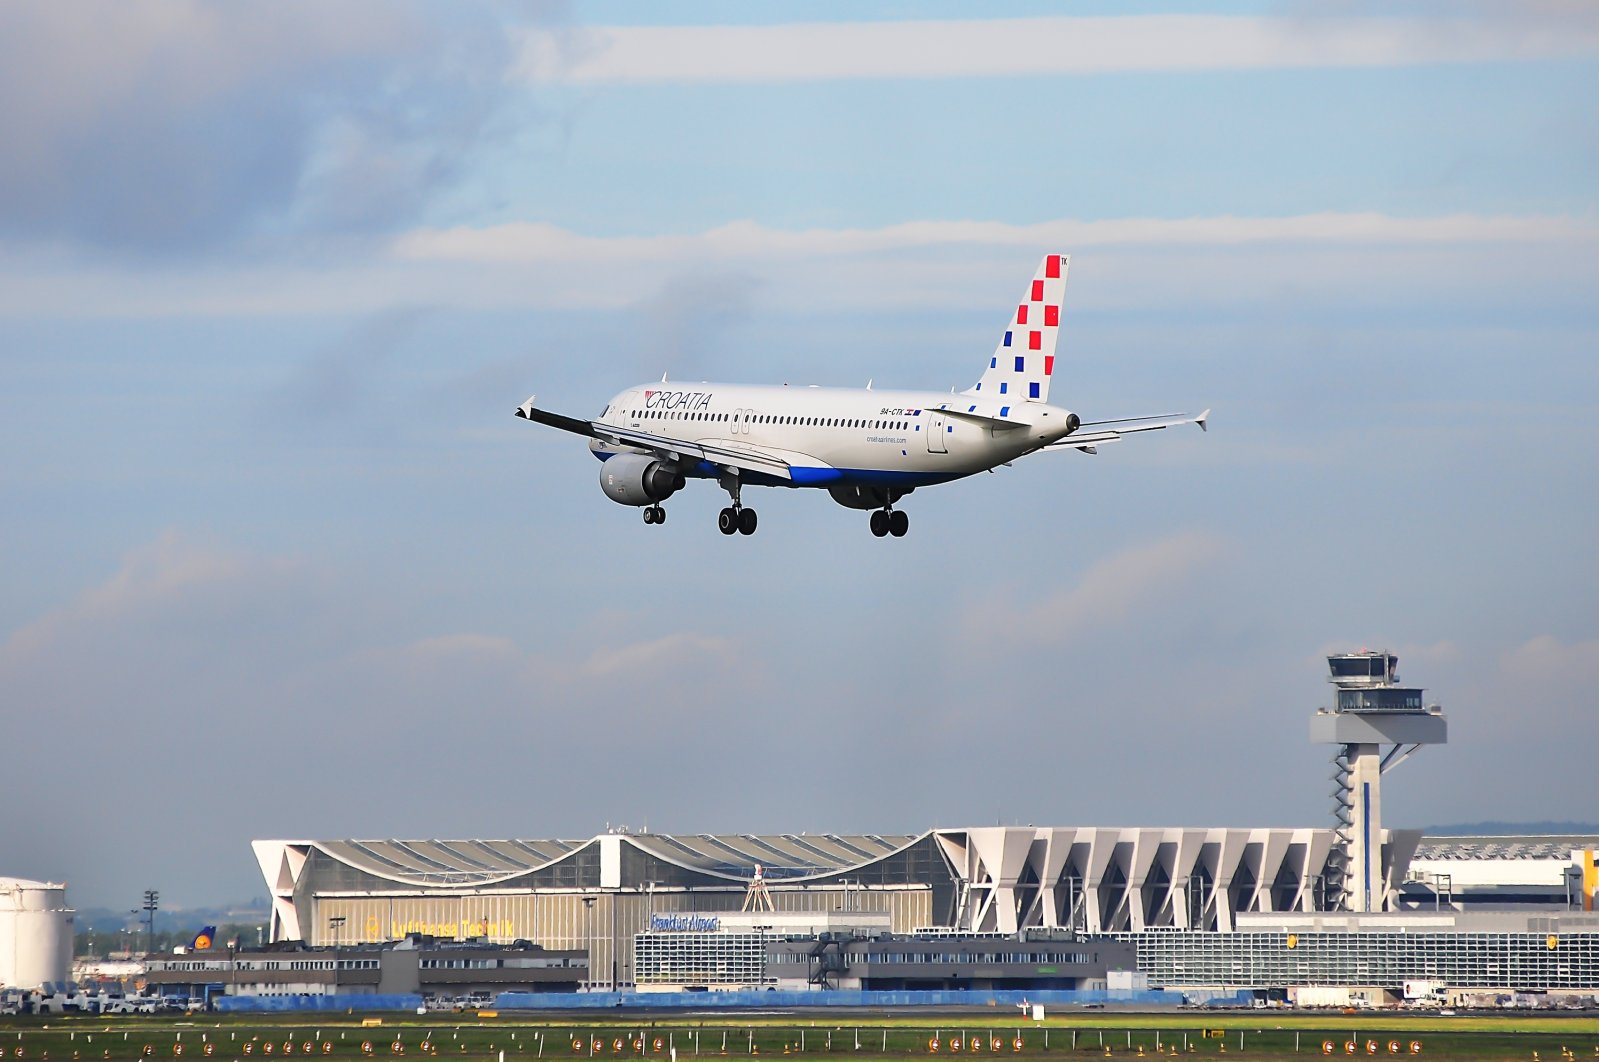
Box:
[0,1,1596,911]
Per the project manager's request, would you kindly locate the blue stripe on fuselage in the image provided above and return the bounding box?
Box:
[592,449,966,490]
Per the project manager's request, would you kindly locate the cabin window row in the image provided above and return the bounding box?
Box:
[631,410,909,431]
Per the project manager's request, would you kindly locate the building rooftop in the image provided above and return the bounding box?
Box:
[1415,835,1599,861]
[292,833,919,888]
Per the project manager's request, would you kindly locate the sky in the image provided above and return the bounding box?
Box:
[1,1,1596,911]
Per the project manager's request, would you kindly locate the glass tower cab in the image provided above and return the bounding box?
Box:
[1328,651,1430,713]
[1312,649,1448,914]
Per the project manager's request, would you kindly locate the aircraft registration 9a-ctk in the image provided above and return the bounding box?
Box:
[516,254,1208,537]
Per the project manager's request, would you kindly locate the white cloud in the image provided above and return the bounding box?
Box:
[0,530,305,673]
[514,14,1599,85]
[961,530,1225,652]
[0,2,514,251]
[579,633,740,679]
[0,212,1593,319]
[393,214,1596,265]
[1501,634,1599,686]
[356,629,747,690]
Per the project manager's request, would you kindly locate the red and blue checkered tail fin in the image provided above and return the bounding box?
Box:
[965,253,1070,405]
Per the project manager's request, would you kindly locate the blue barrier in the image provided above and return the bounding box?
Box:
[495,988,1188,1010]
[215,994,423,1013]
[210,986,1234,1014]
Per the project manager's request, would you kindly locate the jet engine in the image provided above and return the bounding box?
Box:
[598,454,685,507]
[827,484,911,511]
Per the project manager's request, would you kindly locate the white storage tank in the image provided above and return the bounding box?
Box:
[1,877,74,990]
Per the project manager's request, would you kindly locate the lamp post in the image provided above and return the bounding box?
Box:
[141,890,159,955]
[581,897,596,991]
[328,915,346,947]
[754,925,772,990]
[609,890,619,990]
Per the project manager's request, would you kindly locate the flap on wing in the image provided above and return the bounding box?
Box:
[514,395,792,480]
[598,424,795,481]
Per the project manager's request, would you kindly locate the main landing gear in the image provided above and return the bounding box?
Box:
[718,506,757,536]
[869,508,909,538]
[717,474,757,535]
[642,505,667,525]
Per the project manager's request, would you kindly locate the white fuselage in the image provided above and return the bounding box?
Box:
[592,382,1080,490]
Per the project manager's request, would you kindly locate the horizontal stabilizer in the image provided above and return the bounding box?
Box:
[1044,409,1210,453]
[931,405,1030,430]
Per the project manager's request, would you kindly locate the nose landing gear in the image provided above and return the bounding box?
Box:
[869,508,909,538]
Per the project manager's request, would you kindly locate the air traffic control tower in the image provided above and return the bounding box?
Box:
[1312,650,1447,913]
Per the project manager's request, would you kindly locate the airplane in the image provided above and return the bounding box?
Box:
[515,253,1207,537]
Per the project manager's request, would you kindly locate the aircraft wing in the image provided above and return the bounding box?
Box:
[516,395,794,481]
[1044,409,1210,454]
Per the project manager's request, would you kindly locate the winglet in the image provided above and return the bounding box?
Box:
[516,395,536,419]
[1197,408,1211,432]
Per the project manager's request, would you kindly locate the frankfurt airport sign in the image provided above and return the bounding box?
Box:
[649,914,722,932]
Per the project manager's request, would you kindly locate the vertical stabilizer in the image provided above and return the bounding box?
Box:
[965,253,1069,404]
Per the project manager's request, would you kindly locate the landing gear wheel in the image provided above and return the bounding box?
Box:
[738,508,758,535]
[643,506,665,525]
[869,510,890,537]
[653,506,666,525]
[717,508,738,535]
[888,510,908,537]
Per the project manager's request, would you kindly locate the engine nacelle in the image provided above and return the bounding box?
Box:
[599,453,685,507]
[828,484,911,511]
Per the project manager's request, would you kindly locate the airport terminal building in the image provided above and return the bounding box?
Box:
[254,826,1599,997]
[254,653,1599,1001]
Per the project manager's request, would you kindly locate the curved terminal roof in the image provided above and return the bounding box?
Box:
[1415,835,1599,861]
[287,833,920,889]
[628,832,914,879]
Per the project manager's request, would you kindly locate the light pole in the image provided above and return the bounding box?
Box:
[581,897,596,991]
[141,890,159,955]
[754,925,772,990]
[328,916,346,947]
[609,890,619,990]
